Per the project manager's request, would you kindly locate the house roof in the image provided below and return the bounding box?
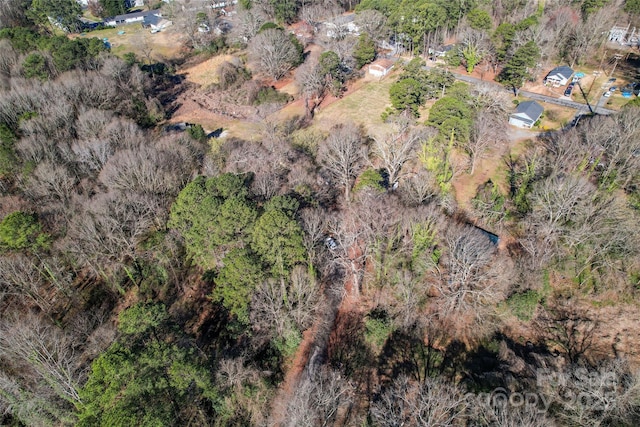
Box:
[511,100,543,124]
[332,14,355,25]
[369,58,394,70]
[107,10,157,22]
[434,44,455,53]
[547,65,574,80]
[144,14,162,26]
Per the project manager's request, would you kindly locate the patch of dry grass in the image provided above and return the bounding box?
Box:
[180,54,236,87]
[314,76,395,135]
[538,103,576,130]
[76,24,184,61]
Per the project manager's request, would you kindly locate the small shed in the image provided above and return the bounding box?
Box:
[368,58,394,77]
[509,100,543,129]
[544,65,574,87]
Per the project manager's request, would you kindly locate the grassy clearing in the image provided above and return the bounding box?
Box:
[314,75,395,137]
[181,54,236,87]
[603,94,635,109]
[538,103,575,130]
[76,23,184,61]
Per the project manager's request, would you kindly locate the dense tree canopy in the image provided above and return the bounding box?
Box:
[78,304,218,427]
[625,0,640,14]
[0,212,49,251]
[353,33,376,68]
[99,0,127,18]
[388,59,454,117]
[1,1,640,426]
[28,0,82,32]
[497,41,540,94]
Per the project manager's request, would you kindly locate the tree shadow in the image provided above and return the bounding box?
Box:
[377,327,445,385]
[327,309,374,382]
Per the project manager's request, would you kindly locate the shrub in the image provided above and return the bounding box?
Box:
[364,309,393,350]
[253,86,291,105]
[504,290,541,321]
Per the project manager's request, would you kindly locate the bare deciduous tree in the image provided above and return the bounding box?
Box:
[565,7,615,68]
[299,0,340,26]
[526,171,638,282]
[0,39,18,89]
[466,111,505,174]
[371,124,425,187]
[251,266,319,339]
[399,168,439,206]
[0,312,84,407]
[318,33,357,68]
[230,7,265,44]
[355,10,388,42]
[536,359,640,427]
[318,122,366,202]
[27,161,76,205]
[300,207,327,269]
[283,367,354,427]
[370,375,468,427]
[0,254,51,312]
[432,224,510,328]
[248,28,300,81]
[534,300,598,364]
[325,208,367,299]
[65,192,160,277]
[296,58,326,119]
[173,6,218,49]
[470,397,553,427]
[0,0,30,28]
[98,143,191,198]
[0,253,72,313]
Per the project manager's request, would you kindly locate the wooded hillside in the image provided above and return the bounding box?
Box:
[1,0,640,426]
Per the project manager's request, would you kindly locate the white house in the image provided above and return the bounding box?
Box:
[368,58,394,77]
[544,65,574,87]
[509,100,543,129]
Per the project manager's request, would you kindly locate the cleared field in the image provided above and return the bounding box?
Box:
[75,23,184,61]
[180,54,237,87]
[314,75,395,137]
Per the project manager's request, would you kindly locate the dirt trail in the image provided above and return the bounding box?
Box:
[268,269,361,426]
[268,322,319,426]
[268,286,342,426]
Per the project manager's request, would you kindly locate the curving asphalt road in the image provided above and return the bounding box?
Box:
[423,64,616,116]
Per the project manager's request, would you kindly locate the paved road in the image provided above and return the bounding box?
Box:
[424,65,616,115]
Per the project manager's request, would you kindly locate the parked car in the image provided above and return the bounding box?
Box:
[609,86,618,92]
[324,236,338,251]
[603,91,611,97]
[564,84,574,96]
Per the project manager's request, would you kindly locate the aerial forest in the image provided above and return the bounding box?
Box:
[0,0,640,426]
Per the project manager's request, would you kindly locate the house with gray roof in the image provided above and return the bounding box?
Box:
[509,100,543,129]
[104,10,157,27]
[544,65,574,87]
